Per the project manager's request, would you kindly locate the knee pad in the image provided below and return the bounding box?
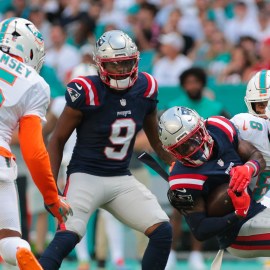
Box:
[148,222,172,248]
[0,237,30,265]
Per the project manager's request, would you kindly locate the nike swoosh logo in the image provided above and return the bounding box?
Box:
[243,120,248,131]
[177,188,186,193]
[75,83,82,90]
[244,209,248,215]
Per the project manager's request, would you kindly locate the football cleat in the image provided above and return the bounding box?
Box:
[16,248,43,270]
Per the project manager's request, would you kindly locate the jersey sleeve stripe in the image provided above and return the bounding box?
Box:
[169,174,208,180]
[142,72,158,98]
[169,174,207,190]
[207,117,236,142]
[72,77,100,106]
[235,233,270,242]
[71,78,90,105]
[170,183,204,190]
[83,77,100,105]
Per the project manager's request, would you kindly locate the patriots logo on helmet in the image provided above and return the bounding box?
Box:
[67,87,81,102]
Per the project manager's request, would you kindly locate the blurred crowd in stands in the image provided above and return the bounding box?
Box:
[2,0,270,91]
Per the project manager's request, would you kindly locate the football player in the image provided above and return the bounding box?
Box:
[231,70,270,206]
[158,106,270,269]
[37,30,175,270]
[0,17,72,270]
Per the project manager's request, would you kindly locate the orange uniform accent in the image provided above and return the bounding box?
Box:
[19,115,58,205]
[0,146,15,159]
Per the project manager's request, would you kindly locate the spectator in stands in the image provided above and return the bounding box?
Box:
[169,67,229,117]
[218,45,253,84]
[152,32,192,86]
[188,19,219,67]
[205,31,232,82]
[250,37,270,74]
[161,8,194,56]
[132,2,161,49]
[45,23,81,85]
[28,5,53,49]
[238,35,259,68]
[224,1,259,45]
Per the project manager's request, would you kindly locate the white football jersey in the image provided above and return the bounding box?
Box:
[231,113,270,167]
[0,51,50,152]
[231,113,270,201]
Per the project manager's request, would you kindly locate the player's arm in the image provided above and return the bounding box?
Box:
[19,115,59,205]
[143,108,176,165]
[237,138,265,168]
[168,190,239,241]
[229,138,266,192]
[47,105,83,180]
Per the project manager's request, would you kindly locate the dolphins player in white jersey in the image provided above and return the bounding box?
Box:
[231,70,270,206]
[0,17,72,270]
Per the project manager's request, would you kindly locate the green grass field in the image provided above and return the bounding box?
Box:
[0,258,265,270]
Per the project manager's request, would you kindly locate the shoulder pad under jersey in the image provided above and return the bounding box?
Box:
[140,72,158,99]
[65,76,100,109]
[206,116,238,143]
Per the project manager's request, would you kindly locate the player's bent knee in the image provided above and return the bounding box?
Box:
[148,222,172,243]
[65,218,87,238]
[0,237,30,265]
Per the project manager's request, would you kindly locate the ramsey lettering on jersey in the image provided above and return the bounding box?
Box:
[0,53,32,78]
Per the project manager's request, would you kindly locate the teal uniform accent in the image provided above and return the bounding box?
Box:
[259,70,267,94]
[0,17,15,42]
[0,67,16,84]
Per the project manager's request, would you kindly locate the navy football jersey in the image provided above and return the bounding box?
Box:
[65,72,158,176]
[169,116,265,248]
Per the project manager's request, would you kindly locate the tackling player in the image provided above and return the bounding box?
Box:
[158,106,270,269]
[0,17,72,270]
[231,70,270,205]
[36,30,175,270]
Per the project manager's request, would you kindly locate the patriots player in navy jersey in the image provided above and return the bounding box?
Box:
[158,106,270,268]
[37,30,175,270]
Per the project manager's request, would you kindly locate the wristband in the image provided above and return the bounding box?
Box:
[245,160,260,177]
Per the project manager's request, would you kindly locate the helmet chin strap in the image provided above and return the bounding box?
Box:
[109,77,131,90]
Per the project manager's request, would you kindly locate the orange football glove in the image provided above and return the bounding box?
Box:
[46,196,73,223]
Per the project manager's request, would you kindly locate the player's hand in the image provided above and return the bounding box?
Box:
[229,164,254,192]
[167,188,194,213]
[227,189,250,218]
[46,196,73,223]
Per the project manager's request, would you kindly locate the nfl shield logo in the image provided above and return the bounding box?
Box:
[217,159,224,167]
[120,98,126,106]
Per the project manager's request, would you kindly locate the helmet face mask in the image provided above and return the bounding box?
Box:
[245,70,270,118]
[93,30,139,90]
[0,17,45,73]
[159,106,214,167]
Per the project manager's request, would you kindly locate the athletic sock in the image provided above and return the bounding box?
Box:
[39,231,79,270]
[142,222,172,270]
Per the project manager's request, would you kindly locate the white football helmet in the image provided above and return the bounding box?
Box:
[0,17,45,73]
[93,30,140,90]
[159,106,214,167]
[245,70,270,117]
